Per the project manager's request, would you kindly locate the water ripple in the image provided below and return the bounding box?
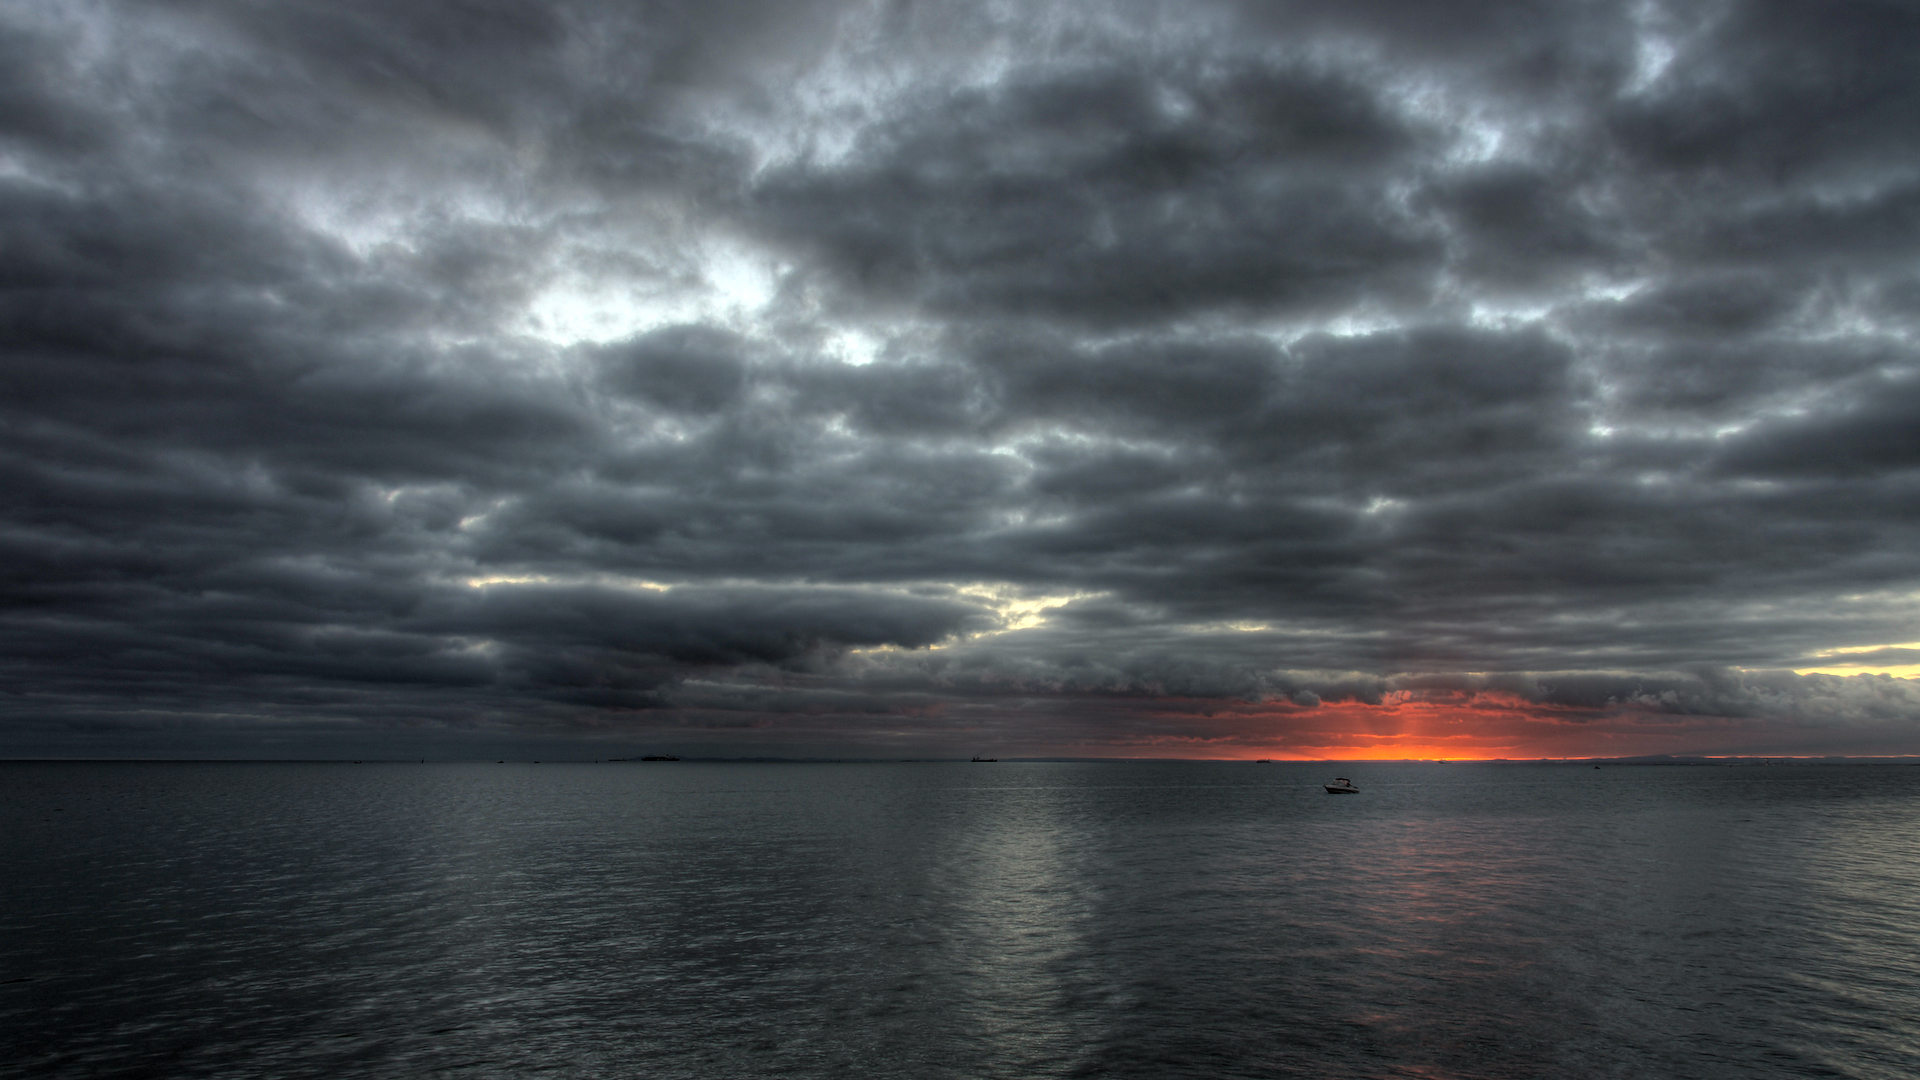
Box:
[4,761,1917,1078]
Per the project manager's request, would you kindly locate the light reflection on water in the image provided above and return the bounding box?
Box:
[3,761,1918,1078]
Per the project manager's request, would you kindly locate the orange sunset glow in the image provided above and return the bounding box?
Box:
[1018,682,1920,762]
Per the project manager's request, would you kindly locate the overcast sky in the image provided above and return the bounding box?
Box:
[4,0,1918,759]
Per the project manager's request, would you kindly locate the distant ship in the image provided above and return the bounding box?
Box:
[1324,777,1359,794]
[971,756,997,762]
[639,755,680,762]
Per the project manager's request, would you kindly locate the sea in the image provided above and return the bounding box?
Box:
[3,760,1917,1079]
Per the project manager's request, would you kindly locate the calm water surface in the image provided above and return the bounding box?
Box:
[4,761,1918,1079]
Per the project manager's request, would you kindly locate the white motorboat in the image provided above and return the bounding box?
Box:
[1324,777,1359,794]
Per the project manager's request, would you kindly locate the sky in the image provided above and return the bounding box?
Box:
[3,0,1918,760]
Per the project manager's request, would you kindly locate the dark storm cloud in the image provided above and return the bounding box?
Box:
[751,57,1440,325]
[1713,374,1920,478]
[4,0,1919,757]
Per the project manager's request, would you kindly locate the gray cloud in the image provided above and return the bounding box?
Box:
[752,57,1441,325]
[3,0,1918,758]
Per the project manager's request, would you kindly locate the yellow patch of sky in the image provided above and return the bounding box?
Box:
[1794,642,1920,680]
[955,585,1104,633]
[846,585,1109,655]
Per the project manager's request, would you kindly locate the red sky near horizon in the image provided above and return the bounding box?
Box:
[1046,692,1920,761]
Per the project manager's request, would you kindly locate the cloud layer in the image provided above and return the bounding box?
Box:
[4,0,1919,757]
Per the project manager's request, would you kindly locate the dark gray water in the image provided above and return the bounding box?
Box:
[4,761,1917,1079]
